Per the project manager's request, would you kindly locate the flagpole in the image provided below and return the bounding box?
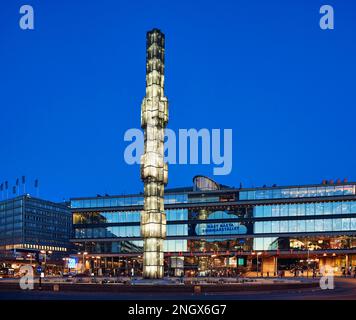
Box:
[35,179,39,198]
[16,178,19,196]
[5,181,8,200]
[22,176,26,195]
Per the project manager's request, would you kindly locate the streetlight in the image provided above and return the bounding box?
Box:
[252,252,262,277]
[257,252,262,277]
[40,250,53,275]
[307,247,314,278]
[78,252,88,273]
[27,253,33,265]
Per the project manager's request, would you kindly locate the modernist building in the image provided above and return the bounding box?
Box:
[70,176,356,277]
[0,195,72,273]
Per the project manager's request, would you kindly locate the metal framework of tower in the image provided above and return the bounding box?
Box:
[140,29,168,279]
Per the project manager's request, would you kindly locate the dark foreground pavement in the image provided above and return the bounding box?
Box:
[0,278,354,300]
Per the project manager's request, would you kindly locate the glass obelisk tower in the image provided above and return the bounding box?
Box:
[140,29,168,279]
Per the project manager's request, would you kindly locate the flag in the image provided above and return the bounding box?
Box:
[22,176,26,184]
[0,183,3,192]
[34,179,39,188]
[12,186,16,194]
[5,181,8,190]
[16,178,19,186]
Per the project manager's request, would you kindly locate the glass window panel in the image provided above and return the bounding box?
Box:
[298,188,308,198]
[315,219,324,232]
[335,186,344,195]
[239,192,247,200]
[323,219,332,231]
[316,187,326,197]
[280,221,288,233]
[297,220,306,233]
[272,189,282,199]
[323,203,332,215]
[342,218,350,231]
[264,206,272,217]
[325,186,335,196]
[281,189,290,198]
[289,220,297,233]
[341,202,351,214]
[280,205,289,217]
[333,202,343,214]
[253,238,264,251]
[307,187,317,197]
[254,222,263,233]
[255,190,265,200]
[264,221,272,234]
[247,191,255,200]
[289,188,299,198]
[297,204,305,216]
[103,199,110,207]
[271,206,279,217]
[97,199,104,208]
[344,185,355,195]
[254,206,263,218]
[333,219,342,231]
[315,203,324,215]
[351,218,356,231]
[289,204,297,217]
[271,221,279,233]
[306,203,315,215]
[306,220,315,232]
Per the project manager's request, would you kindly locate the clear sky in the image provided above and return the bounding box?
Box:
[0,0,355,202]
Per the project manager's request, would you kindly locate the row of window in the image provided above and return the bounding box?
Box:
[73,209,189,225]
[82,240,188,254]
[254,218,356,234]
[253,201,356,218]
[253,236,356,251]
[188,196,220,203]
[71,194,188,209]
[253,237,278,251]
[0,200,23,211]
[240,185,355,200]
[75,224,188,239]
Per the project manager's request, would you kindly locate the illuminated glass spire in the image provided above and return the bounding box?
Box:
[140,29,168,279]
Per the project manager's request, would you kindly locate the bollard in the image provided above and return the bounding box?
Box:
[193,285,201,294]
[53,284,60,292]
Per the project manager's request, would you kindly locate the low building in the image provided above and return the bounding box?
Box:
[70,176,356,277]
[0,195,72,274]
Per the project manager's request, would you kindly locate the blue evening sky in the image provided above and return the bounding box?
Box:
[0,0,355,201]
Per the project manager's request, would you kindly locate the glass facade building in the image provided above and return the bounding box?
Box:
[70,176,356,277]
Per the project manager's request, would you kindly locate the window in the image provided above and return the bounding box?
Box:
[333,219,342,231]
[254,222,263,233]
[342,218,350,231]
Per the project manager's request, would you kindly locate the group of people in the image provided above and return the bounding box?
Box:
[342,266,356,278]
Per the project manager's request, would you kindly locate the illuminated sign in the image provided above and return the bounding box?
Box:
[68,258,77,269]
[195,211,247,236]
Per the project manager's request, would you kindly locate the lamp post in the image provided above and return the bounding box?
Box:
[62,258,69,274]
[27,253,33,265]
[40,250,52,275]
[306,247,314,278]
[257,252,262,277]
[78,252,88,273]
[252,252,262,277]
